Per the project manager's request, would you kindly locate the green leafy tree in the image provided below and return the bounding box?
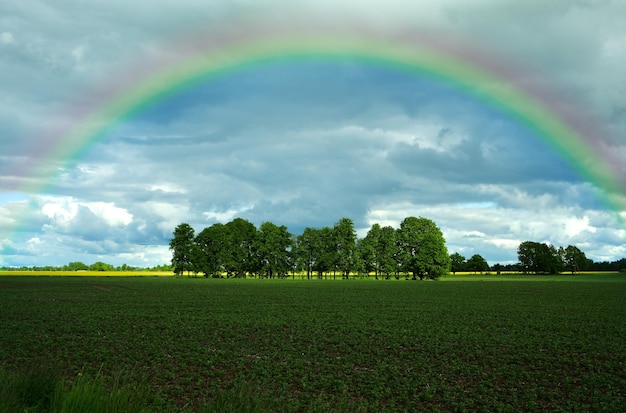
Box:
[89,261,114,271]
[315,226,336,279]
[379,226,399,279]
[350,245,367,278]
[548,244,564,274]
[255,221,292,278]
[223,218,257,278]
[360,224,382,277]
[518,241,563,274]
[195,223,226,277]
[396,217,450,280]
[66,261,89,271]
[359,224,399,279]
[294,226,337,279]
[449,253,466,274]
[169,223,196,276]
[334,218,358,279]
[289,233,299,278]
[466,254,489,274]
[560,245,588,274]
[518,241,539,273]
[295,227,319,279]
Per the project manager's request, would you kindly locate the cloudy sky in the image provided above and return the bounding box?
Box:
[1,0,625,268]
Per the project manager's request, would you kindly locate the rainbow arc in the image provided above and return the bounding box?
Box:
[24,24,626,222]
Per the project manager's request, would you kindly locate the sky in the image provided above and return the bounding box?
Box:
[1,0,625,267]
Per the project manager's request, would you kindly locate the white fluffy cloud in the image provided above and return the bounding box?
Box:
[40,197,132,228]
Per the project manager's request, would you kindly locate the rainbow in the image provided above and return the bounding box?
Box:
[25,23,626,218]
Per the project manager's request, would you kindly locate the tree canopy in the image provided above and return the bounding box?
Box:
[169,216,451,280]
[170,220,598,279]
[466,254,489,273]
[396,217,450,280]
[169,223,196,276]
[517,241,584,274]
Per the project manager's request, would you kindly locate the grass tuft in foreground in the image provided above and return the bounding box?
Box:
[0,369,150,413]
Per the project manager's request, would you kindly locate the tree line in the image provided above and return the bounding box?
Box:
[0,222,616,275]
[170,217,614,278]
[169,216,451,280]
[516,241,589,274]
[0,262,173,272]
[449,242,591,275]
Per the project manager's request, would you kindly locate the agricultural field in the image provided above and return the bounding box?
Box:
[1,275,625,412]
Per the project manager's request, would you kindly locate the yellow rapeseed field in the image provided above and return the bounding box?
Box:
[0,270,175,277]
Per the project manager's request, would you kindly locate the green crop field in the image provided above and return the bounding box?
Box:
[1,275,625,412]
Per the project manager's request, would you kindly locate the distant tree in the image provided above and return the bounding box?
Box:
[548,244,564,274]
[289,233,299,278]
[560,245,588,274]
[379,226,399,279]
[314,226,336,279]
[360,223,382,278]
[492,263,503,275]
[449,253,466,274]
[517,241,563,274]
[615,258,626,272]
[169,223,196,276]
[195,223,226,278]
[255,221,292,278]
[66,261,88,271]
[154,263,173,272]
[333,218,358,279]
[466,254,489,274]
[222,218,257,278]
[396,217,450,280]
[294,226,337,279]
[295,227,318,279]
[351,246,367,278]
[89,261,114,271]
[518,241,539,273]
[359,224,399,279]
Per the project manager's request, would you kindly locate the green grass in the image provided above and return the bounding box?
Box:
[0,368,150,413]
[1,275,625,411]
